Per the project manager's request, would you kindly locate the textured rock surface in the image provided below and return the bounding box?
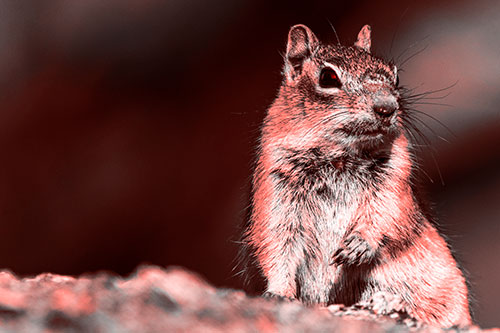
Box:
[0,266,495,332]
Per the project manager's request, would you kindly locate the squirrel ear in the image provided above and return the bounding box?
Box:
[285,24,318,80]
[354,25,371,53]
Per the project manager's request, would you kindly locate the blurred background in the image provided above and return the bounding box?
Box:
[0,0,498,327]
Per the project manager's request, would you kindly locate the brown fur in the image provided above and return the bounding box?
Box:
[243,24,471,327]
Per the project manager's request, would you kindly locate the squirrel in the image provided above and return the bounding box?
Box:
[242,24,472,327]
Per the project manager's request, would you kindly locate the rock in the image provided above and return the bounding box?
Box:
[0,265,495,332]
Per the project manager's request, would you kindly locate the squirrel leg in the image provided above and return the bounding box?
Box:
[261,247,300,299]
[256,231,303,299]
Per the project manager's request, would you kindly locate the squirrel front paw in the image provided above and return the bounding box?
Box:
[330,232,377,266]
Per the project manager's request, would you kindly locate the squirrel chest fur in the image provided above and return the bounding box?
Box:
[244,24,471,327]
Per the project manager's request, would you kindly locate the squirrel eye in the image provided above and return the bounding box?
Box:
[319,67,341,89]
[395,74,400,87]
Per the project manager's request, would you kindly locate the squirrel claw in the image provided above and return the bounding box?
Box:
[331,233,377,266]
[263,291,296,302]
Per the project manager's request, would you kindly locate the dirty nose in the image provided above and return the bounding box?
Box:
[373,103,397,118]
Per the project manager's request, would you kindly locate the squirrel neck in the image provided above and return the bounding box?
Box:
[258,132,412,189]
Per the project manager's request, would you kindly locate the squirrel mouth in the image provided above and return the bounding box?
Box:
[341,126,388,138]
[338,123,400,152]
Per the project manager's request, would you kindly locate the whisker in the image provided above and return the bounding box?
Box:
[389,5,411,56]
[429,150,445,186]
[407,101,454,108]
[404,92,452,101]
[406,109,456,138]
[404,113,450,145]
[295,109,351,144]
[401,114,435,147]
[401,81,458,99]
[401,113,446,185]
[396,35,430,64]
[326,19,341,45]
[400,122,435,184]
[399,44,429,67]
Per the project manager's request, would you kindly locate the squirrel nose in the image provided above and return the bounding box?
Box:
[373,103,397,118]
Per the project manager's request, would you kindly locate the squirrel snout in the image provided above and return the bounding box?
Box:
[373,102,397,118]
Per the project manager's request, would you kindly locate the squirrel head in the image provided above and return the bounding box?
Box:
[266,24,403,157]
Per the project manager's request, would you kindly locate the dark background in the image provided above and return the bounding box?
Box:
[0,0,498,328]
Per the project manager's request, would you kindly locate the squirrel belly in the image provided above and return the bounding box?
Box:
[244,24,472,327]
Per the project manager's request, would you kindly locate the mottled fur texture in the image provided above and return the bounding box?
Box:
[243,24,471,327]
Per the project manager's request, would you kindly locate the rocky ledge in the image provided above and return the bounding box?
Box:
[0,265,495,332]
